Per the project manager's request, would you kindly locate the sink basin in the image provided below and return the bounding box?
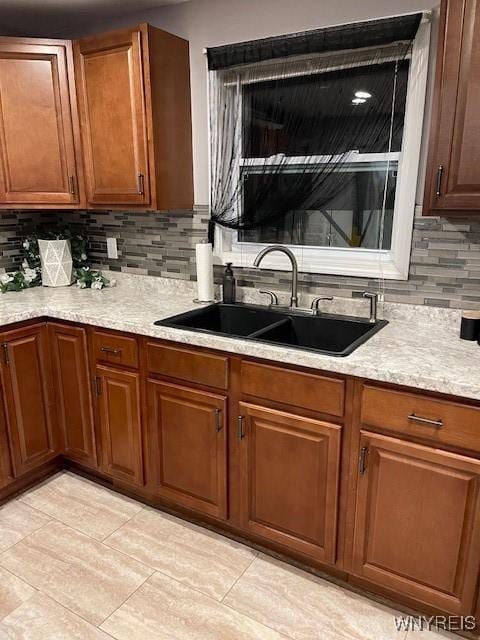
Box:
[156,303,284,337]
[253,313,387,356]
[155,303,387,357]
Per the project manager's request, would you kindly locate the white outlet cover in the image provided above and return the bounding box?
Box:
[106,237,118,259]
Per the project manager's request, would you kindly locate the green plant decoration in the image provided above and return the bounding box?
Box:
[0,226,111,293]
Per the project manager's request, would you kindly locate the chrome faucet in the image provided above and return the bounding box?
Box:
[253,245,298,307]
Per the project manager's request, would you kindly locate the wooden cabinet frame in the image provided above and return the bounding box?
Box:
[0,37,85,209]
[424,0,480,215]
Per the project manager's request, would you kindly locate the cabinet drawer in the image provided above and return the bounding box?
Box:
[92,330,139,369]
[360,384,480,454]
[241,361,345,418]
[146,342,228,390]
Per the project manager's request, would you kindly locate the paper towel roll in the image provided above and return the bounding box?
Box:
[195,243,214,301]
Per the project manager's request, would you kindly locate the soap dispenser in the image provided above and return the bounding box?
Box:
[222,263,236,304]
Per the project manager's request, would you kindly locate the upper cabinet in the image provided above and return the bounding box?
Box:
[74,24,193,210]
[0,38,84,208]
[424,0,480,215]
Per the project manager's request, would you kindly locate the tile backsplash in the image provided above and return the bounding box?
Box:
[1,207,480,310]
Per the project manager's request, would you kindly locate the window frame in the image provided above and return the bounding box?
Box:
[213,16,431,280]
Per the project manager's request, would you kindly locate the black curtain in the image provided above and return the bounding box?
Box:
[207,14,422,245]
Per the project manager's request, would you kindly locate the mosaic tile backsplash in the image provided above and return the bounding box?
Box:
[1,208,480,310]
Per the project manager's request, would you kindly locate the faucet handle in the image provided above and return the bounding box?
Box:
[311,296,333,315]
[259,290,279,306]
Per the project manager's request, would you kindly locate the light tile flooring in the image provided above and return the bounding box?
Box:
[0,472,456,639]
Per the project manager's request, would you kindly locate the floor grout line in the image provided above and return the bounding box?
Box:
[96,570,154,629]
[99,507,144,544]
[0,517,54,558]
[19,591,119,639]
[220,550,259,603]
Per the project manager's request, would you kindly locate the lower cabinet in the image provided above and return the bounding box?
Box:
[95,365,143,487]
[352,431,480,614]
[1,320,480,623]
[49,323,97,468]
[147,380,227,519]
[0,323,59,477]
[238,402,341,564]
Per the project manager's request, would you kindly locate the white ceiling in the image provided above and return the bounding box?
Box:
[0,0,189,38]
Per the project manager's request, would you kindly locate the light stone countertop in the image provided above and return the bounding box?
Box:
[1,274,479,402]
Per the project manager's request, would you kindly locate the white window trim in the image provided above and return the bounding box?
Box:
[213,15,431,281]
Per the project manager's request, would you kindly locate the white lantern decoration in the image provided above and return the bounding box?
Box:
[38,239,74,287]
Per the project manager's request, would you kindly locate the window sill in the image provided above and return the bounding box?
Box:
[217,245,408,280]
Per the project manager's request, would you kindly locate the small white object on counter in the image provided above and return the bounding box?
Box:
[38,239,73,287]
[195,242,214,301]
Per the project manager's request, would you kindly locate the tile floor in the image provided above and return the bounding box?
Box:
[0,472,457,639]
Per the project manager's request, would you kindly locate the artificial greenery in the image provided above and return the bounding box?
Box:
[0,226,111,293]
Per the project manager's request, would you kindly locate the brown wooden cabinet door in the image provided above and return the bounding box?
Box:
[0,392,13,488]
[74,27,150,207]
[147,380,227,519]
[0,39,82,206]
[49,323,97,468]
[96,365,143,486]
[0,324,59,477]
[239,403,341,564]
[424,0,480,214]
[352,431,480,614]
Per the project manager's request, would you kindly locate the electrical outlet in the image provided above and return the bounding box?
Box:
[106,237,118,259]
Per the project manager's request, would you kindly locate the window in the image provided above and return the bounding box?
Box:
[211,17,430,280]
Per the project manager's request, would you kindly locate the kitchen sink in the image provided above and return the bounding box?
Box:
[155,303,387,357]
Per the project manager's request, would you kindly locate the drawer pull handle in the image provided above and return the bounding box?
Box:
[408,414,443,428]
[359,446,368,475]
[237,415,245,440]
[435,165,444,197]
[137,173,145,195]
[101,347,122,356]
[68,175,76,195]
[214,408,222,432]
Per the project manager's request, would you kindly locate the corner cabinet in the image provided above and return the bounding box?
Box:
[0,324,60,477]
[49,323,97,468]
[0,38,83,208]
[74,24,193,210]
[424,0,480,215]
[351,431,480,614]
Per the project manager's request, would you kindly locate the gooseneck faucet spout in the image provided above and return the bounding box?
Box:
[253,245,298,308]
